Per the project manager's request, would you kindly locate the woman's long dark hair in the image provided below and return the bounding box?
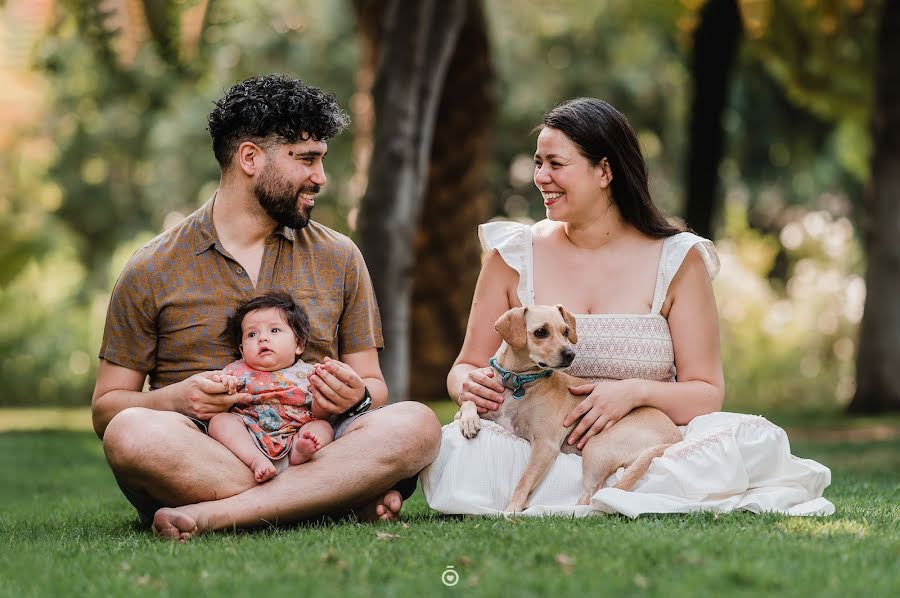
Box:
[540,98,683,237]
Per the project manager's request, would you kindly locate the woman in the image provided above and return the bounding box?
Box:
[421,98,833,517]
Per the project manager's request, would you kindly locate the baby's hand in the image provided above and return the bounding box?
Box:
[218,374,244,395]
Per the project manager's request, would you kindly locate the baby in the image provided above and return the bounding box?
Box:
[209,291,333,483]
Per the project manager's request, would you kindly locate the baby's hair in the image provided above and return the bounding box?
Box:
[222,291,310,357]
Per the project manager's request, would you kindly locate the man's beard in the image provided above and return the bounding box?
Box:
[254,164,319,229]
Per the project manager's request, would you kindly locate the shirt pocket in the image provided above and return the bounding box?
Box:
[288,287,343,360]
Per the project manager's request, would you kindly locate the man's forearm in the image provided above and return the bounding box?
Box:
[92,386,178,439]
[363,377,388,409]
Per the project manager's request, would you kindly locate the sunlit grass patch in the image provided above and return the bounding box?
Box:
[0,406,93,431]
[775,517,869,539]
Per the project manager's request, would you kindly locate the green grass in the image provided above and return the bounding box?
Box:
[1,409,898,597]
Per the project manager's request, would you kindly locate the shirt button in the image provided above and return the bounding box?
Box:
[236,267,243,274]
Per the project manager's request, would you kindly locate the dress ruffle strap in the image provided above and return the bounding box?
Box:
[650,232,720,314]
[478,220,534,306]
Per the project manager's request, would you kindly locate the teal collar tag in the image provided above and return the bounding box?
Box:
[489,357,553,400]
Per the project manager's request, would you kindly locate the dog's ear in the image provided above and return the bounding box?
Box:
[557,304,577,344]
[495,307,528,349]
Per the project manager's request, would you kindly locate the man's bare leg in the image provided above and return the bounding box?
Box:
[103,407,257,509]
[150,401,440,539]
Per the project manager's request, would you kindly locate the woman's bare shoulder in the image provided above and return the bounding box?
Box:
[481,247,519,279]
[671,245,712,286]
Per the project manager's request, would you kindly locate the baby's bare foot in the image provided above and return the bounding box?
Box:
[289,431,321,465]
[152,508,198,542]
[251,455,277,483]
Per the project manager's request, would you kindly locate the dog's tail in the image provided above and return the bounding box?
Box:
[613,443,673,491]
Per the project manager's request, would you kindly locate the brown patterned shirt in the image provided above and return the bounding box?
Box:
[99,197,383,390]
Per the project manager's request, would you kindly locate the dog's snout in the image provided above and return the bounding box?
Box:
[560,347,575,366]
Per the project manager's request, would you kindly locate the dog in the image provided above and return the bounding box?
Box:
[456,304,681,512]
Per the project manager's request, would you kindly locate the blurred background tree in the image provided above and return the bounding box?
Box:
[683,0,743,239]
[0,0,891,416]
[851,0,900,413]
[354,0,494,402]
[354,0,470,405]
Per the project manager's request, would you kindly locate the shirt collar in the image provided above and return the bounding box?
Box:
[192,193,296,255]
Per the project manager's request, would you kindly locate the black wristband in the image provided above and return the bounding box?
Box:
[344,386,372,417]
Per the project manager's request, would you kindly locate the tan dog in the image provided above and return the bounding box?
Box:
[457,304,681,512]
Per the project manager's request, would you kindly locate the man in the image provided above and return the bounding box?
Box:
[93,74,441,540]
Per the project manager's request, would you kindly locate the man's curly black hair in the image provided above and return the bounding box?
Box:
[208,74,350,168]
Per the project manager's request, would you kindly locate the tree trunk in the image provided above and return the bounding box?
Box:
[849,1,900,414]
[409,0,494,401]
[683,0,742,238]
[357,0,467,402]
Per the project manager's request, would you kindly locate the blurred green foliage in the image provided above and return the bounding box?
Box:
[488,0,691,219]
[0,0,878,409]
[715,199,864,413]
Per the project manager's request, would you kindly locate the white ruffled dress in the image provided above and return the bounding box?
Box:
[421,221,834,517]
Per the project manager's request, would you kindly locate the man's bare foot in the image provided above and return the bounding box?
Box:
[152,508,198,542]
[288,431,321,466]
[355,490,403,522]
[250,455,277,483]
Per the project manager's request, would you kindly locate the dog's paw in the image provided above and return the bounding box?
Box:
[459,414,482,438]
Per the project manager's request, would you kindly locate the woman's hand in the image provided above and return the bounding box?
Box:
[563,380,639,449]
[457,366,505,414]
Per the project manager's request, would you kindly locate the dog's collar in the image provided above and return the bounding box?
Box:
[489,357,553,400]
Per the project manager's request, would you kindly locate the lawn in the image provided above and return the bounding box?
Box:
[1,405,898,597]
